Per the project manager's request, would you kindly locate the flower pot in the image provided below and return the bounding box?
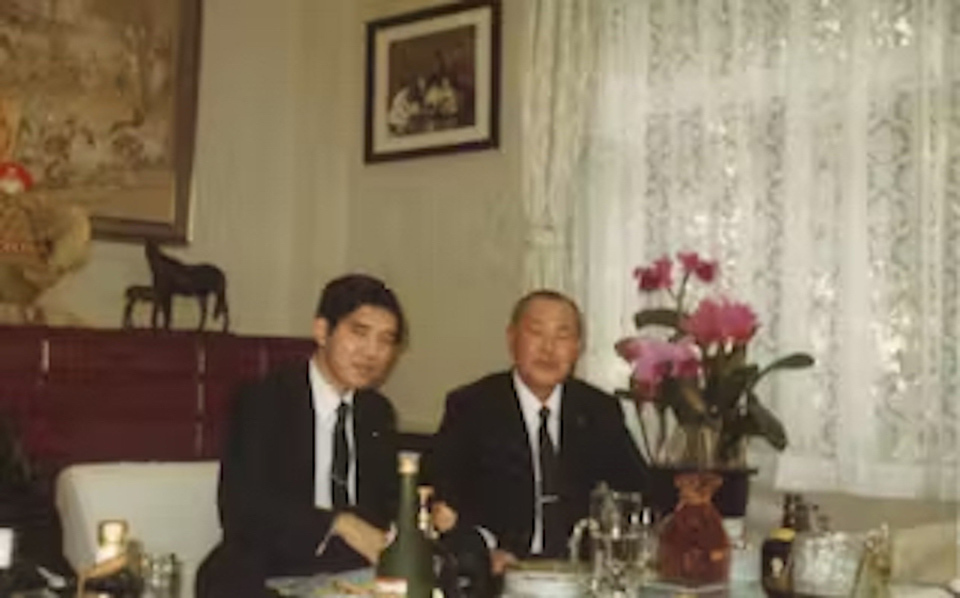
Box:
[647,466,755,518]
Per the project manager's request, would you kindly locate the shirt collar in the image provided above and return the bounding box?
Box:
[512,369,561,421]
[309,357,355,418]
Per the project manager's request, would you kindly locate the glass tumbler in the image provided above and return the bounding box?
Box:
[792,530,865,597]
[140,552,181,598]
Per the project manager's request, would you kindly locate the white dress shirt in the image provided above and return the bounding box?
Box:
[309,359,356,509]
[512,370,561,555]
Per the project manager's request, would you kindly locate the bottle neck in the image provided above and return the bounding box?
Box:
[397,470,420,534]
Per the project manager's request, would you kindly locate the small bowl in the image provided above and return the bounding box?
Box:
[503,560,588,598]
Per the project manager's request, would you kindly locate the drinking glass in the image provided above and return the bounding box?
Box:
[589,486,645,596]
[140,552,181,598]
[792,530,864,597]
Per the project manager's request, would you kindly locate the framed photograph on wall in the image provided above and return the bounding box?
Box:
[364,1,501,163]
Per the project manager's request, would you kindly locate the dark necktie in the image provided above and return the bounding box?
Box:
[538,406,564,557]
[331,400,351,508]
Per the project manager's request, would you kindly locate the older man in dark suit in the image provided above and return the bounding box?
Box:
[431,290,649,571]
[433,290,647,570]
[197,274,406,597]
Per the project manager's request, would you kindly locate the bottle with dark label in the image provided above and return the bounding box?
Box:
[761,493,803,597]
[376,453,436,598]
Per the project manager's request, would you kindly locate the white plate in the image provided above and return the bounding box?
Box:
[503,565,586,598]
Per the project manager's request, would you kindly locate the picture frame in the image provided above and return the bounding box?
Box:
[0,0,202,243]
[364,1,501,163]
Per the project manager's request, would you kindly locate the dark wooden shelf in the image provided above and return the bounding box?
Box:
[0,325,316,471]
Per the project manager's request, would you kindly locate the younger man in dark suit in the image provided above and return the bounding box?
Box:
[431,290,649,571]
[197,274,406,597]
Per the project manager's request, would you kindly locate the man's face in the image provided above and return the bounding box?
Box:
[508,297,581,400]
[313,305,400,393]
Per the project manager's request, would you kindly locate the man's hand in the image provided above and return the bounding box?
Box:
[430,500,458,533]
[332,512,388,564]
[490,549,517,575]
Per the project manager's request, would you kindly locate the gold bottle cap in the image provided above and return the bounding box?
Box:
[770,528,796,542]
[398,451,420,475]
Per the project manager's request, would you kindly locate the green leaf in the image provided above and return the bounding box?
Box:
[659,378,706,425]
[717,419,749,462]
[744,392,788,451]
[705,364,758,415]
[633,309,682,331]
[750,353,814,390]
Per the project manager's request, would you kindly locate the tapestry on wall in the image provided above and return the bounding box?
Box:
[0,0,201,242]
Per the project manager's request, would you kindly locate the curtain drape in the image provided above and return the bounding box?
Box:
[521,0,960,499]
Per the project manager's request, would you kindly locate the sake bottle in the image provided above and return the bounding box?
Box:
[82,520,144,598]
[376,452,436,598]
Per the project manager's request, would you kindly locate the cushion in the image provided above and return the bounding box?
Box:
[55,461,221,598]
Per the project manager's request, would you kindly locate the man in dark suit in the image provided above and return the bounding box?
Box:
[197,274,406,597]
[431,290,648,569]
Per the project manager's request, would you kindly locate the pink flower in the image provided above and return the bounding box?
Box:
[694,260,717,283]
[616,337,701,400]
[682,298,725,345]
[652,256,673,288]
[632,353,670,399]
[682,298,758,346]
[678,252,701,273]
[677,251,718,283]
[633,255,673,291]
[615,337,644,361]
[719,301,758,343]
[634,267,662,291]
[669,339,701,377]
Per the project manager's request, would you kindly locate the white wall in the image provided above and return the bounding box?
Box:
[346,0,526,432]
[47,0,526,433]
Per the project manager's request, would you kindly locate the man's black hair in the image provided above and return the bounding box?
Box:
[509,289,583,337]
[315,274,407,345]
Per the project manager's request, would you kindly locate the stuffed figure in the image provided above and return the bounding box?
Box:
[0,161,91,324]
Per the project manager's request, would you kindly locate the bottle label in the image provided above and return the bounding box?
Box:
[375,577,408,598]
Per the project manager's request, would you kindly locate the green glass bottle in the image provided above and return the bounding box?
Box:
[375,452,436,598]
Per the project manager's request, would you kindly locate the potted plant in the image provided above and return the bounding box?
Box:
[615,252,814,518]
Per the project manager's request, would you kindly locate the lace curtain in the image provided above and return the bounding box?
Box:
[520,0,960,499]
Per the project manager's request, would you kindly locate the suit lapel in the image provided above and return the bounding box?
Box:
[498,374,534,477]
[286,362,317,504]
[558,381,587,494]
[352,391,371,504]
[559,381,579,456]
[493,373,536,552]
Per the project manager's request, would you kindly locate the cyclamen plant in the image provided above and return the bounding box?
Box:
[616,252,814,468]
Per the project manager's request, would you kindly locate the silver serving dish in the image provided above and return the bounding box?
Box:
[502,560,588,598]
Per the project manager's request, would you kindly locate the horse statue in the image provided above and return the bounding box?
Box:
[144,241,230,332]
[121,284,155,329]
